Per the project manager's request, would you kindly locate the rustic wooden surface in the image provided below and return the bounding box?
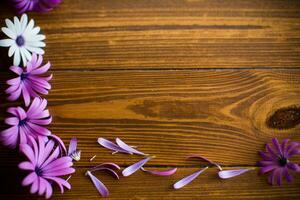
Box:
[0,0,300,199]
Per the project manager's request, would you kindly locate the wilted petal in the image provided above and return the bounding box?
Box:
[98,138,129,154]
[173,167,208,189]
[90,163,121,172]
[187,155,222,170]
[86,171,109,197]
[116,138,146,156]
[218,168,251,179]
[122,157,152,177]
[141,167,177,176]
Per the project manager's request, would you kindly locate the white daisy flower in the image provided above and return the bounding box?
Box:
[0,14,45,67]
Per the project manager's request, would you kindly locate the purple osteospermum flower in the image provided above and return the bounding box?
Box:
[258,138,300,186]
[19,136,75,199]
[6,53,52,106]
[1,97,51,149]
[11,0,62,14]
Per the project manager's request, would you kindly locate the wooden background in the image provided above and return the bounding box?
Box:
[0,0,300,199]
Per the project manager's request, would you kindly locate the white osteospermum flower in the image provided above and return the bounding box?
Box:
[0,14,45,67]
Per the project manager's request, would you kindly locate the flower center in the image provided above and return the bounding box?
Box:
[278,156,288,166]
[16,35,25,47]
[20,73,28,80]
[35,167,43,176]
[18,118,27,126]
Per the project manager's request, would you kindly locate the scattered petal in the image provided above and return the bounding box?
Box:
[187,155,222,170]
[173,167,208,189]
[218,168,252,179]
[116,138,146,156]
[122,157,152,177]
[141,167,177,176]
[86,171,109,197]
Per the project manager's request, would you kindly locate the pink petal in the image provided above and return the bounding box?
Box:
[38,177,47,196]
[122,157,152,177]
[141,167,177,176]
[30,178,39,194]
[5,117,19,125]
[49,134,67,155]
[45,181,53,199]
[22,171,37,186]
[19,143,36,164]
[218,169,251,179]
[116,138,146,156]
[86,171,109,197]
[44,176,71,193]
[19,161,35,170]
[10,65,23,75]
[173,167,208,189]
[42,167,75,177]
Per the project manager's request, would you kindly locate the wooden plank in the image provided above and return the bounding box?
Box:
[0,0,300,69]
[0,167,299,200]
[0,70,299,167]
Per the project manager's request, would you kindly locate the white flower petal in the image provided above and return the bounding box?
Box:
[13,48,21,66]
[5,19,16,33]
[22,47,32,61]
[27,41,46,47]
[23,19,34,36]
[20,48,28,66]
[20,14,28,33]
[14,16,22,35]
[25,46,45,55]
[2,27,16,39]
[0,39,14,47]
[8,44,17,57]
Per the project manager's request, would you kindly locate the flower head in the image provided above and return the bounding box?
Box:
[0,14,45,66]
[6,54,52,106]
[1,97,51,149]
[11,0,62,14]
[258,138,300,186]
[19,136,75,199]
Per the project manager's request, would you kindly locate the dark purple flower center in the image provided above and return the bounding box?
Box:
[16,35,25,47]
[20,73,28,80]
[278,156,288,166]
[35,167,43,176]
[18,118,27,126]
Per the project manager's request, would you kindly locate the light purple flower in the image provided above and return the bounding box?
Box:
[11,0,62,14]
[141,167,177,176]
[86,163,120,197]
[218,169,251,179]
[1,97,51,149]
[258,138,300,186]
[6,53,52,106]
[122,157,152,177]
[68,138,81,161]
[173,167,208,189]
[98,137,146,155]
[19,136,75,199]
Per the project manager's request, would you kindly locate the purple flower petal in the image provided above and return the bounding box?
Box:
[86,171,109,197]
[187,155,222,171]
[122,157,152,177]
[98,138,129,154]
[116,138,146,156]
[141,167,177,176]
[90,163,121,172]
[272,138,283,155]
[90,167,120,180]
[173,167,208,189]
[218,168,251,179]
[68,138,77,156]
[49,134,67,155]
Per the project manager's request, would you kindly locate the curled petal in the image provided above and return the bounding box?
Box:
[141,167,177,176]
[86,171,109,197]
[173,167,208,189]
[49,134,67,155]
[116,138,146,156]
[97,138,129,154]
[218,168,251,179]
[187,155,222,171]
[90,163,121,172]
[122,157,152,177]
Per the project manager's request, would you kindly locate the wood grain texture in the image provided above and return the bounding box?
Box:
[0,0,300,69]
[0,70,299,167]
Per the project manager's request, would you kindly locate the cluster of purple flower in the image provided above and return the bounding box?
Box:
[11,0,62,14]
[0,13,75,199]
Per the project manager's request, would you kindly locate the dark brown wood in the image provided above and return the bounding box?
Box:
[0,0,300,199]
